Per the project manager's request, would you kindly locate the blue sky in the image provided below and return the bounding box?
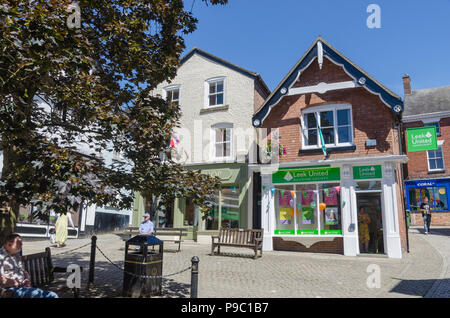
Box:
[183,0,450,98]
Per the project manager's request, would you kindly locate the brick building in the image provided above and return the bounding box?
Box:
[251,37,408,258]
[401,75,450,226]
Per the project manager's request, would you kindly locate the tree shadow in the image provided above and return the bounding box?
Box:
[45,251,192,298]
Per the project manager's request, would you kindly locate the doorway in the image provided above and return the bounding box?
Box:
[356,192,384,254]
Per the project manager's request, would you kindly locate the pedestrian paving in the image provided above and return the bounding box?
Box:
[20,227,450,298]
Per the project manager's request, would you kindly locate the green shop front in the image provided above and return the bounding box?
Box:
[133,163,250,243]
[259,159,406,258]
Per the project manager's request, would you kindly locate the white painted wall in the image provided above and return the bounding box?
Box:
[154,53,258,165]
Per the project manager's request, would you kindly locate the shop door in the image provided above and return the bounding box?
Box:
[356,192,384,254]
[184,198,198,241]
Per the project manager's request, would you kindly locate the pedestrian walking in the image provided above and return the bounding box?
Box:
[55,211,75,248]
[420,197,432,234]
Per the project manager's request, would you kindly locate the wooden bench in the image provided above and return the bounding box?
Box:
[123,227,187,252]
[21,247,81,298]
[211,228,264,259]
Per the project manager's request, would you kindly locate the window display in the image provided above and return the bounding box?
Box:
[408,186,449,212]
[274,185,295,235]
[204,186,240,230]
[273,182,342,236]
[319,183,342,235]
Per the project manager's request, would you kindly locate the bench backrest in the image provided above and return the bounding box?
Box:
[22,247,54,287]
[218,228,263,245]
[154,228,187,236]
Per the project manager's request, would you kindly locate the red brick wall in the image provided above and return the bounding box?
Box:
[403,117,450,179]
[410,211,450,226]
[261,58,400,162]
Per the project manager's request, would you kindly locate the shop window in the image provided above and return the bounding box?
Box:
[319,183,342,235]
[302,104,353,149]
[275,185,295,235]
[220,186,240,229]
[204,186,240,230]
[296,185,318,235]
[408,187,449,212]
[427,147,444,172]
[184,198,197,226]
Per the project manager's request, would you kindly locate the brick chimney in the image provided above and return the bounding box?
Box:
[402,74,412,95]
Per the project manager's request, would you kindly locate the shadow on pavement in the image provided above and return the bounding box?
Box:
[389,278,449,297]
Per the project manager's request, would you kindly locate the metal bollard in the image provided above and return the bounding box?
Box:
[88,235,97,288]
[190,256,199,298]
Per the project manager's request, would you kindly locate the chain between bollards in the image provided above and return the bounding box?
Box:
[190,256,199,298]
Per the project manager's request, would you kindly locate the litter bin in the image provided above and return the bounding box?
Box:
[123,235,163,297]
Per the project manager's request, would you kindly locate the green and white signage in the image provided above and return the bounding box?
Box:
[353,165,382,180]
[272,167,340,184]
[406,126,438,152]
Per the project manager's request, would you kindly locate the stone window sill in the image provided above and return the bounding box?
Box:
[200,105,229,114]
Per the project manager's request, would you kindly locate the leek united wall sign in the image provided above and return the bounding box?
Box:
[406,126,438,152]
[272,167,341,183]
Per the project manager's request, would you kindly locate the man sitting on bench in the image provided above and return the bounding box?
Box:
[0,234,58,298]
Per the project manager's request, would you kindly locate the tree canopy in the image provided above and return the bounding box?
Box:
[0,0,227,239]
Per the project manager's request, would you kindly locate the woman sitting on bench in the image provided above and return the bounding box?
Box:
[0,234,58,298]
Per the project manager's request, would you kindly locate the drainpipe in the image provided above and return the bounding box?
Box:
[397,118,410,253]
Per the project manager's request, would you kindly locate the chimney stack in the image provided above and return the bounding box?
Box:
[402,74,412,95]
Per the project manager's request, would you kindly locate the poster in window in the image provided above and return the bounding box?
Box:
[324,188,338,206]
[325,207,339,225]
[301,190,315,206]
[280,208,293,225]
[302,207,314,224]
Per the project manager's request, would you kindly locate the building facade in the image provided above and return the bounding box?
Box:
[133,48,269,242]
[402,76,450,226]
[251,38,408,258]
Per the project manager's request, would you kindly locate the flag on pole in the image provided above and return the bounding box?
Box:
[315,113,327,157]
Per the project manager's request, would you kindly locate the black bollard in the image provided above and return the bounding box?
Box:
[190,256,199,298]
[88,235,97,288]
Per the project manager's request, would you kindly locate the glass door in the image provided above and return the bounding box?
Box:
[356,192,384,254]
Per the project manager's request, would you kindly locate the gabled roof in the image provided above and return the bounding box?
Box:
[252,37,404,127]
[180,47,270,96]
[403,85,450,117]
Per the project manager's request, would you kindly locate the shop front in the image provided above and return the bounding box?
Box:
[405,178,450,226]
[259,159,405,258]
[173,163,250,243]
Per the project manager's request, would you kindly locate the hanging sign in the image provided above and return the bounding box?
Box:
[272,167,340,183]
[406,126,438,152]
[353,165,382,180]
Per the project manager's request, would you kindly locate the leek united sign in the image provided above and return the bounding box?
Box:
[406,126,438,152]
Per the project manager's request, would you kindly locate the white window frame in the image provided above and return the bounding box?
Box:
[301,104,354,150]
[163,84,181,106]
[211,123,233,160]
[204,77,226,108]
[427,145,445,172]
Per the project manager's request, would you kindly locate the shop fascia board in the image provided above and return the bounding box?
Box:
[248,154,408,173]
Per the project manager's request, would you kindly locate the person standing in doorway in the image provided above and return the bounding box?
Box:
[420,197,432,234]
[55,211,75,248]
[358,207,371,253]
